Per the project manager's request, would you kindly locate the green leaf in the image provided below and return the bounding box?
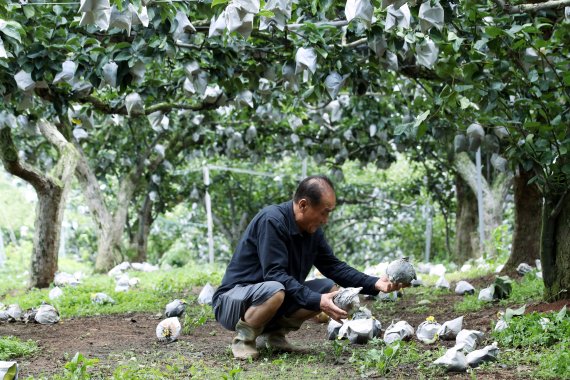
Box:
[211,0,229,7]
[22,5,35,19]
[315,46,328,59]
[556,305,567,322]
[484,26,504,38]
[459,96,470,109]
[114,42,132,50]
[505,305,526,321]
[493,275,513,300]
[528,70,538,82]
[413,110,430,128]
[258,10,275,17]
[505,24,526,37]
[394,122,413,136]
[455,84,474,92]
[114,51,132,61]
[0,20,24,43]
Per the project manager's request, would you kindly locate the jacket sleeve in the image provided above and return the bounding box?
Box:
[257,217,322,311]
[314,235,379,295]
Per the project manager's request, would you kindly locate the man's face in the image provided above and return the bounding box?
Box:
[298,189,336,234]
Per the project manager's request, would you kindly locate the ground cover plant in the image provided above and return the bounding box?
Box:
[2,254,568,379]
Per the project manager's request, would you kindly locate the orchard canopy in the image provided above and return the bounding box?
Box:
[0,0,569,299]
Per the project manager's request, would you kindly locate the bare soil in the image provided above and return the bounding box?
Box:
[0,279,563,379]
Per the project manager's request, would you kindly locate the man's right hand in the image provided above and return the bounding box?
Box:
[320,291,348,322]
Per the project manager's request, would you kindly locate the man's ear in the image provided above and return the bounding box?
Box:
[298,199,309,211]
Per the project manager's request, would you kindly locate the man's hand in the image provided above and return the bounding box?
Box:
[320,291,348,322]
[375,275,407,293]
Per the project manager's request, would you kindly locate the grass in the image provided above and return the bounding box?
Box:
[490,306,570,379]
[1,263,223,318]
[0,336,38,360]
[0,241,93,298]
[454,273,544,313]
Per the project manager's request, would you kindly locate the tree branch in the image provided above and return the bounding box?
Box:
[0,127,50,193]
[35,87,215,116]
[498,0,570,13]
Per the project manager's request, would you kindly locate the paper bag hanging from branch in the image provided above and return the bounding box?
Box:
[325,72,349,99]
[53,60,77,85]
[345,0,374,29]
[15,70,35,92]
[385,4,411,31]
[295,47,317,75]
[125,92,144,117]
[79,0,111,30]
[419,1,444,32]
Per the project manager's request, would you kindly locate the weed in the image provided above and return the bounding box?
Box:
[182,305,213,335]
[330,339,348,362]
[493,307,569,348]
[350,341,400,376]
[498,274,543,306]
[0,336,38,360]
[54,352,99,380]
[221,366,243,380]
[1,266,223,319]
[454,293,488,313]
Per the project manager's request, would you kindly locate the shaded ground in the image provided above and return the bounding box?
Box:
[1,279,566,379]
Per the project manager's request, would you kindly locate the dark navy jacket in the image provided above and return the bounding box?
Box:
[212,200,380,311]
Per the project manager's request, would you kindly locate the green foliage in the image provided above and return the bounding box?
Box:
[499,274,543,306]
[493,275,513,300]
[453,293,487,313]
[182,305,213,335]
[534,341,570,379]
[0,172,35,232]
[350,342,401,376]
[330,339,348,362]
[0,336,38,360]
[492,223,513,262]
[1,265,222,318]
[454,274,543,313]
[220,367,243,380]
[493,307,570,349]
[58,353,99,380]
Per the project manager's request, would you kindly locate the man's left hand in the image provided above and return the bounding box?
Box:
[375,275,406,293]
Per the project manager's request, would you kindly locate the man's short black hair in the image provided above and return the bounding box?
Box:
[293,175,335,205]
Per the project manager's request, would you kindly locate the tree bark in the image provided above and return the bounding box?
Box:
[454,152,512,259]
[501,168,542,275]
[74,144,142,272]
[133,193,154,262]
[455,175,479,263]
[542,191,570,301]
[94,172,139,272]
[0,121,77,288]
[74,127,190,272]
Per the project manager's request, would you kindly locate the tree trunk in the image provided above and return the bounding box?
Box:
[542,191,570,301]
[133,194,154,262]
[502,168,542,275]
[74,145,141,273]
[455,175,479,263]
[94,174,138,272]
[31,188,63,287]
[454,152,512,258]
[0,121,77,288]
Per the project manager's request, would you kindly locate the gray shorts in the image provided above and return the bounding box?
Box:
[214,278,334,331]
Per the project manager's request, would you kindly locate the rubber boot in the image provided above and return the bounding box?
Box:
[258,316,304,352]
[232,319,263,360]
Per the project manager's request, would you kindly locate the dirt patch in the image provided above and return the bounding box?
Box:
[0,279,549,379]
[525,299,570,314]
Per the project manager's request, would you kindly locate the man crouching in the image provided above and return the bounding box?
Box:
[211,175,404,359]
